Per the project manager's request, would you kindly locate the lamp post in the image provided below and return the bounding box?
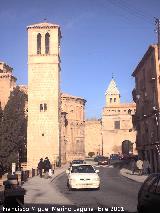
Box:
[100,119,104,156]
[101,132,104,156]
[98,144,101,155]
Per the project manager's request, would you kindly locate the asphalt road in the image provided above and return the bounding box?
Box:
[52,166,142,213]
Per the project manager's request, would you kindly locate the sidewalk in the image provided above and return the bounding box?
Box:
[23,163,70,204]
[120,168,148,183]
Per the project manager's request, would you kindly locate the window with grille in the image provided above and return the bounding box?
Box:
[44,103,47,111]
[114,120,120,129]
[40,104,43,111]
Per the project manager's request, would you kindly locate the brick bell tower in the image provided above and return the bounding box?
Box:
[27,22,61,169]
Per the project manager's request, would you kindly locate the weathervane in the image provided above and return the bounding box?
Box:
[112,73,114,79]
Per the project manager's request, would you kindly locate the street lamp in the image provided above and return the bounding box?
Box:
[100,119,104,156]
[98,144,101,155]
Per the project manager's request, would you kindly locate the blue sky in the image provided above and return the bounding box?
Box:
[0,0,160,118]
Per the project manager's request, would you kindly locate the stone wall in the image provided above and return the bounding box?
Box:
[85,120,102,156]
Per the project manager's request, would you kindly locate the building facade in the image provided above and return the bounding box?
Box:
[27,22,62,169]
[0,22,86,168]
[102,78,136,156]
[85,119,102,156]
[132,44,160,172]
[61,93,86,162]
[85,78,136,157]
[0,62,16,109]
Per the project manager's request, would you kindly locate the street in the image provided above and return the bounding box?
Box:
[52,165,142,213]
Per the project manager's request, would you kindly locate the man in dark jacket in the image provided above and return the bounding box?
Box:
[43,157,51,178]
[38,158,44,178]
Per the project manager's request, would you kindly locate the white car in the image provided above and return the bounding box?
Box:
[66,164,100,190]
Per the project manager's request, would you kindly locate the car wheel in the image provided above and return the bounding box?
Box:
[137,204,145,213]
[68,184,72,191]
[96,186,100,190]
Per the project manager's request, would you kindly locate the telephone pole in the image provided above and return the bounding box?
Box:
[155,18,160,60]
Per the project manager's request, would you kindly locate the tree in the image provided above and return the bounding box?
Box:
[88,152,95,157]
[0,86,27,171]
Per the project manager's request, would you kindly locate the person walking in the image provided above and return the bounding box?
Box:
[136,158,143,176]
[38,158,44,178]
[44,157,51,179]
[131,158,136,175]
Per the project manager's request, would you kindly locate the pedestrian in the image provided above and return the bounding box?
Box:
[38,158,44,178]
[131,158,136,175]
[143,159,151,175]
[136,158,143,176]
[44,157,51,178]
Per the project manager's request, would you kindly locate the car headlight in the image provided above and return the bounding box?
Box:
[93,178,100,181]
[70,178,78,182]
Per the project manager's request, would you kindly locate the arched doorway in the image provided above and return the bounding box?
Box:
[122,140,133,155]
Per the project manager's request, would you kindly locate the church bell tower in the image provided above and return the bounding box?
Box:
[27,22,61,169]
[105,78,120,106]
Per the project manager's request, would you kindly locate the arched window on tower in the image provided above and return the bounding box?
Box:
[37,33,41,54]
[45,33,50,54]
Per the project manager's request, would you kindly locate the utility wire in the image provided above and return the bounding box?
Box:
[107,0,154,25]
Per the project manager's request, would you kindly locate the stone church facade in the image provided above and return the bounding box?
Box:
[0,22,136,169]
[0,60,86,168]
[85,78,137,157]
[0,62,17,110]
[0,22,86,169]
[61,93,86,163]
[27,22,62,169]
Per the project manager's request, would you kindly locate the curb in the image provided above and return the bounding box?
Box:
[120,169,148,183]
[50,171,65,182]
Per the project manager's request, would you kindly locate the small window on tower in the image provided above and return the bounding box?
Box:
[45,33,50,54]
[110,98,112,103]
[40,104,43,111]
[37,33,41,54]
[114,98,116,102]
[44,103,47,111]
[114,121,120,129]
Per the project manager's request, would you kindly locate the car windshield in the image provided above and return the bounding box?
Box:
[72,160,84,164]
[71,165,95,173]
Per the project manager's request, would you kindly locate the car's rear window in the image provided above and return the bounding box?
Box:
[72,160,84,164]
[99,157,108,161]
[71,165,95,173]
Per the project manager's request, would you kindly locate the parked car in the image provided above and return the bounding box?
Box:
[110,154,121,160]
[66,164,100,190]
[70,159,85,167]
[94,155,103,162]
[137,173,160,213]
[97,156,109,165]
